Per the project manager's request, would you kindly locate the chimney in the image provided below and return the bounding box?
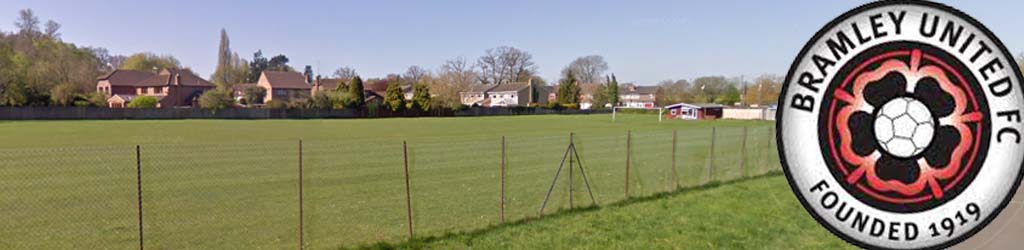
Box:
[174,74,182,86]
[314,75,322,87]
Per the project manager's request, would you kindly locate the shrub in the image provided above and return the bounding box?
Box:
[127,96,159,108]
[265,100,287,109]
[198,90,234,110]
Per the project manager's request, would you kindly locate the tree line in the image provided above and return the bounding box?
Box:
[0,8,908,110]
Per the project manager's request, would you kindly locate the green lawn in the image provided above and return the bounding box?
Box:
[0,114,780,249]
[389,175,852,250]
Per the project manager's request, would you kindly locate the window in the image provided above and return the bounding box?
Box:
[155,87,163,94]
[275,90,287,96]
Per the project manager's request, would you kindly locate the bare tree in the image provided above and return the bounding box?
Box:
[561,55,609,84]
[404,65,430,84]
[476,46,537,84]
[14,9,40,37]
[332,66,358,80]
[435,57,479,107]
[44,20,60,39]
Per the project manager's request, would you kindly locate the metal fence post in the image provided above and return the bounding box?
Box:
[298,140,304,250]
[402,141,414,239]
[568,133,574,208]
[707,127,716,183]
[671,130,678,190]
[625,130,631,198]
[740,127,748,178]
[500,136,505,223]
[136,145,143,250]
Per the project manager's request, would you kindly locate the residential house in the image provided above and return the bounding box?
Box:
[619,84,657,108]
[96,70,156,96]
[459,80,549,107]
[102,68,215,108]
[310,76,346,96]
[257,71,312,103]
[460,84,498,107]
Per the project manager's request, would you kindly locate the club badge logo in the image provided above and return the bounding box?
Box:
[777,1,1024,249]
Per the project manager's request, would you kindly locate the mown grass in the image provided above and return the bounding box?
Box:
[373,174,852,250]
[0,114,778,249]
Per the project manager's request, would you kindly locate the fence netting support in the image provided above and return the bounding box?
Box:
[539,133,596,217]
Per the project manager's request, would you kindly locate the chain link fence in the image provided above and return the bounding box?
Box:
[0,125,778,249]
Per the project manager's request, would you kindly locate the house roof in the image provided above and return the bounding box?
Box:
[619,84,657,95]
[489,82,531,92]
[464,84,499,94]
[666,102,724,109]
[133,68,214,87]
[97,70,157,86]
[231,83,258,92]
[262,71,311,89]
[315,78,345,90]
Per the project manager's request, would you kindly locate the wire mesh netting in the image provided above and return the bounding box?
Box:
[0,125,778,249]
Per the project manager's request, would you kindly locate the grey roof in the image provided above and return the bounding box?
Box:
[489,82,530,92]
[465,84,499,93]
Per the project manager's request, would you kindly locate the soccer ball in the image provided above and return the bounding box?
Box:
[873,97,935,158]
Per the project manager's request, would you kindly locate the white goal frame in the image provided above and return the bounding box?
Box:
[612,106,663,122]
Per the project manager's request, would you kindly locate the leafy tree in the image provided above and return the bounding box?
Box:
[742,75,782,106]
[692,76,729,103]
[198,90,234,110]
[412,82,432,112]
[211,29,248,90]
[556,71,580,106]
[127,96,158,108]
[49,83,80,106]
[346,76,366,108]
[591,83,609,108]
[247,50,268,82]
[717,84,741,105]
[308,92,337,110]
[607,74,619,106]
[243,86,266,105]
[384,82,406,112]
[268,54,291,71]
[120,53,181,72]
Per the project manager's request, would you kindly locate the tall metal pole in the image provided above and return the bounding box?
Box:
[298,140,304,249]
[136,145,143,250]
[500,136,506,223]
[402,141,414,239]
[625,130,631,198]
[671,130,678,189]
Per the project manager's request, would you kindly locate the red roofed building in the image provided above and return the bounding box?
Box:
[100,68,215,108]
[257,71,311,103]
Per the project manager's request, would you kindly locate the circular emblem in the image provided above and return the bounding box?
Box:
[777,1,1024,249]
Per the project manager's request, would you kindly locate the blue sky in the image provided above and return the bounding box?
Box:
[1,0,1021,85]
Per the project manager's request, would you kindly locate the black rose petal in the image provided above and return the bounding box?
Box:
[923,126,960,169]
[876,155,920,185]
[864,72,907,108]
[913,77,955,118]
[849,111,876,156]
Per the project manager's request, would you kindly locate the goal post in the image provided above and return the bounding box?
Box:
[612,106,663,122]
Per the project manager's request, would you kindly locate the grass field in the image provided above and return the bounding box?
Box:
[0,114,779,249]
[388,175,852,250]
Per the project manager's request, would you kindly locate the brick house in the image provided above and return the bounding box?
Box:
[257,71,312,103]
[102,68,215,108]
[310,76,346,96]
[96,70,155,96]
[459,80,548,107]
[619,84,657,108]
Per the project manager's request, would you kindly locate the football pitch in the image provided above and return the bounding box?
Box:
[0,114,782,249]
